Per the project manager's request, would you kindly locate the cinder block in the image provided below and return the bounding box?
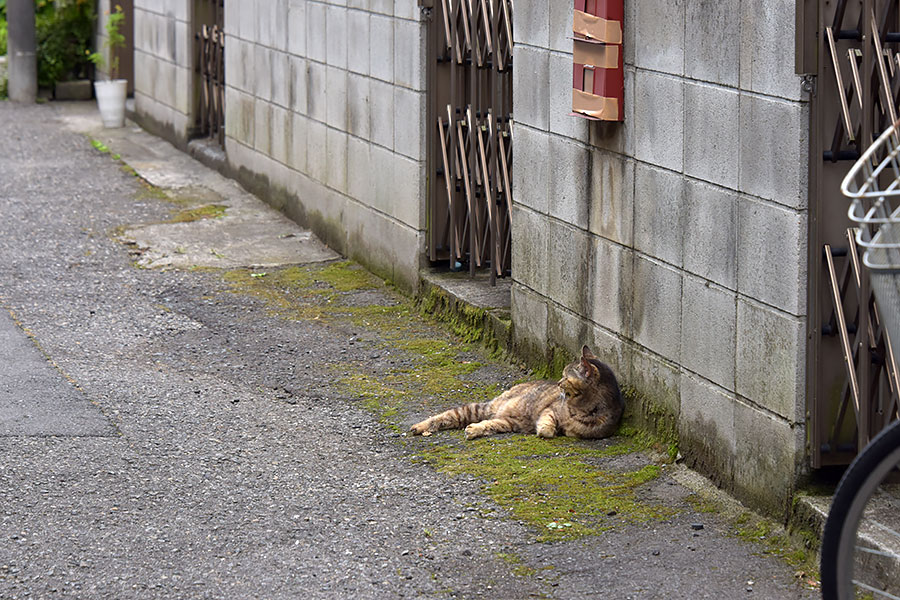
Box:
[174,20,190,66]
[174,65,191,114]
[271,51,291,109]
[549,51,590,144]
[733,399,805,515]
[271,105,292,166]
[679,372,735,486]
[224,0,240,38]
[325,66,348,130]
[239,0,255,41]
[393,154,424,229]
[347,9,370,76]
[740,0,802,100]
[549,0,570,53]
[347,73,371,140]
[290,56,308,115]
[590,235,633,337]
[370,15,394,83]
[633,162,684,268]
[737,196,806,315]
[306,3,327,63]
[588,67,634,156]
[548,303,592,361]
[681,276,736,390]
[633,71,684,172]
[224,86,242,142]
[347,136,371,200]
[548,136,590,225]
[588,151,634,248]
[511,205,550,297]
[288,2,307,57]
[326,128,348,194]
[225,36,243,92]
[511,283,549,359]
[257,0,274,46]
[254,45,273,102]
[512,45,550,132]
[684,82,739,189]
[253,100,272,156]
[347,0,367,10]
[369,79,394,150]
[685,0,740,87]
[630,346,681,425]
[393,18,423,90]
[236,39,253,93]
[739,93,808,209]
[736,298,806,421]
[514,0,549,50]
[306,61,328,123]
[290,112,308,174]
[588,323,630,378]
[632,256,683,363]
[273,0,289,52]
[394,87,423,161]
[547,220,591,315]
[372,145,398,217]
[307,118,328,183]
[370,0,393,18]
[511,124,550,215]
[326,5,348,70]
[683,179,737,290]
[634,0,684,75]
[393,0,417,20]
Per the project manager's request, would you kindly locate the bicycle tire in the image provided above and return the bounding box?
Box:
[821,419,900,600]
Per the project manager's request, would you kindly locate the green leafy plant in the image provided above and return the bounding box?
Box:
[88,4,125,80]
[35,0,95,88]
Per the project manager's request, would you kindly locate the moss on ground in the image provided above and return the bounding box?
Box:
[166,204,227,224]
[419,434,674,542]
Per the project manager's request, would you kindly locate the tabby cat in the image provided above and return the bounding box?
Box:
[410,345,623,440]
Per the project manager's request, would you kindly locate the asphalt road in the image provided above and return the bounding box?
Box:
[0,102,819,600]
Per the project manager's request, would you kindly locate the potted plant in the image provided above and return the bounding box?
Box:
[89,4,126,128]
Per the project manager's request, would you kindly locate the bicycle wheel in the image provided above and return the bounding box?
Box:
[821,419,900,600]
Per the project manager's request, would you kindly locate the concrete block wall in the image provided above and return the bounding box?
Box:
[132,0,193,139]
[512,0,809,516]
[222,0,426,290]
[129,0,427,291]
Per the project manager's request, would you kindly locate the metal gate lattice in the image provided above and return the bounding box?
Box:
[427,0,513,283]
[195,0,224,145]
[811,0,900,467]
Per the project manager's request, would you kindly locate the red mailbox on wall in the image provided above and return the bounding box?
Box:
[571,0,624,121]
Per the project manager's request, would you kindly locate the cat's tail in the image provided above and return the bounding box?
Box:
[409,401,493,435]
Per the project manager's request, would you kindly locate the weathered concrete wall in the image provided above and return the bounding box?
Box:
[512,0,809,516]
[130,0,193,140]
[132,0,427,291]
[221,0,426,291]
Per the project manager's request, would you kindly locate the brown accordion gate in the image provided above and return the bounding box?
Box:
[806,0,900,467]
[425,0,514,283]
[194,0,224,145]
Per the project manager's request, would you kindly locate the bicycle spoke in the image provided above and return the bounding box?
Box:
[871,520,900,543]
[856,544,900,560]
[853,579,900,600]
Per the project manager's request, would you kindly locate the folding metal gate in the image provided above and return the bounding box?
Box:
[194,0,224,145]
[807,0,900,467]
[425,0,514,283]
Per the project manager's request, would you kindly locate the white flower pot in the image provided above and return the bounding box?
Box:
[94,79,127,128]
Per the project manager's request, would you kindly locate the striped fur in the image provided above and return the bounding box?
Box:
[410,346,623,440]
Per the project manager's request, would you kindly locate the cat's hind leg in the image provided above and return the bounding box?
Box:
[410,402,491,435]
[464,417,518,440]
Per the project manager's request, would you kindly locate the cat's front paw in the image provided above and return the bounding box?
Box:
[410,420,432,435]
[536,425,556,439]
[464,423,485,440]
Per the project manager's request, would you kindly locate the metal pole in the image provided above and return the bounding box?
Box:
[6,0,37,103]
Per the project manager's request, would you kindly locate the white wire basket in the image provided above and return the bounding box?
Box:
[841,119,900,349]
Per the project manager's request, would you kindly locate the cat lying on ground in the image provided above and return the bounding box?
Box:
[410,345,623,440]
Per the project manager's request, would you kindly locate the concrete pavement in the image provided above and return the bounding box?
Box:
[0,101,819,599]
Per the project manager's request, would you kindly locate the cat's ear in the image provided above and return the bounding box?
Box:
[581,345,596,360]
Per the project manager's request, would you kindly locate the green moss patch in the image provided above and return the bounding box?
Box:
[166,204,227,224]
[420,435,674,541]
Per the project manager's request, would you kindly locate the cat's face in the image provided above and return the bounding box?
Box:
[558,353,598,404]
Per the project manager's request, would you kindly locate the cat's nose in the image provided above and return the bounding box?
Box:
[557,378,565,387]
